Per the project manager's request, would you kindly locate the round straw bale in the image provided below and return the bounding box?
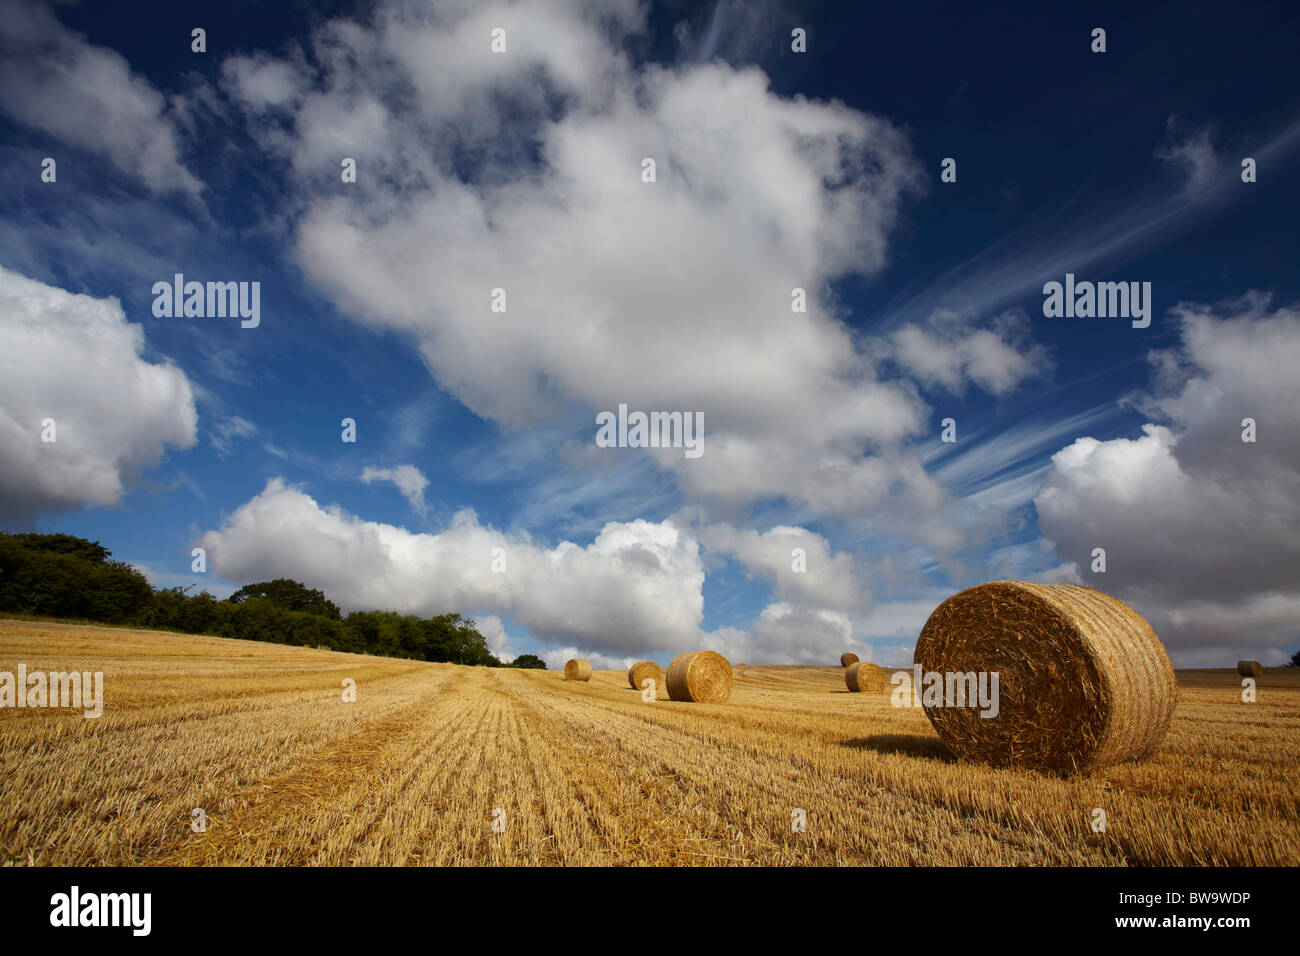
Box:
[840,652,860,667]
[628,660,664,691]
[1236,660,1263,678]
[914,581,1176,776]
[564,658,592,682]
[845,661,887,692]
[666,650,733,703]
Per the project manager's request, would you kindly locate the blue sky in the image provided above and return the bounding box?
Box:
[1,0,1298,667]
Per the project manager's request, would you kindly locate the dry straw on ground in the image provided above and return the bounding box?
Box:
[628,660,664,692]
[845,661,887,693]
[1237,660,1263,677]
[666,650,733,703]
[914,581,1176,776]
[564,659,592,682]
[840,652,859,667]
[3,620,1298,867]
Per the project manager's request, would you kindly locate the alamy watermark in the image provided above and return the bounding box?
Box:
[890,665,1000,718]
[595,403,703,459]
[50,886,150,936]
[0,665,103,718]
[152,273,260,328]
[1042,273,1151,328]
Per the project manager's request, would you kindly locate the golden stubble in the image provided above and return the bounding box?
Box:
[2,620,1297,867]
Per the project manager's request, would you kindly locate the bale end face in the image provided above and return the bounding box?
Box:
[666,650,733,703]
[628,660,664,691]
[914,580,1176,776]
[564,658,592,682]
[1237,660,1263,677]
[840,652,860,667]
[845,661,887,692]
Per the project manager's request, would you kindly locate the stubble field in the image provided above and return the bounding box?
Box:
[2,619,1297,866]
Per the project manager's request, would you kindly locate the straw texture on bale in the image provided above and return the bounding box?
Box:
[1237,660,1263,678]
[845,661,887,693]
[666,650,733,703]
[563,658,592,682]
[913,581,1176,776]
[628,660,664,692]
[840,652,860,667]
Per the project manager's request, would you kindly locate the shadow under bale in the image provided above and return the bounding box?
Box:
[844,734,955,762]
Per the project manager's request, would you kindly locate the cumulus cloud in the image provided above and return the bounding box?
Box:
[214,0,1042,533]
[697,522,865,612]
[0,265,198,522]
[889,309,1050,396]
[0,0,202,195]
[360,464,430,515]
[1036,295,1300,664]
[475,614,520,663]
[199,479,905,664]
[540,646,635,671]
[709,602,866,666]
[199,478,707,654]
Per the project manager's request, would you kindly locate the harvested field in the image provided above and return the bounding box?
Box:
[2,620,1298,866]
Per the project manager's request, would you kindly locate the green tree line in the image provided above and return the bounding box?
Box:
[0,532,546,668]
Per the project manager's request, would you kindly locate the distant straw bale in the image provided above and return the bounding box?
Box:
[628,660,664,692]
[564,659,592,682]
[845,661,887,692]
[666,651,733,703]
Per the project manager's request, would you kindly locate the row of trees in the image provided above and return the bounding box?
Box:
[0,532,546,668]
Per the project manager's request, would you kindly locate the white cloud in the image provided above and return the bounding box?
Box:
[199,478,708,655]
[199,479,929,665]
[0,0,202,196]
[475,614,520,663]
[0,265,198,522]
[360,464,430,515]
[541,646,636,671]
[1035,296,1300,664]
[215,0,1047,534]
[708,602,866,666]
[221,53,306,112]
[890,309,1049,396]
[697,522,864,612]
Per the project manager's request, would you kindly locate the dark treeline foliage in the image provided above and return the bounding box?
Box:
[0,533,543,668]
[0,532,152,623]
[229,578,341,619]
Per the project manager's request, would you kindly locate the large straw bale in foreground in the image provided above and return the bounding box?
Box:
[914,581,1176,776]
[1237,660,1263,678]
[840,652,860,667]
[628,660,664,692]
[845,661,887,692]
[564,658,591,682]
[666,651,733,703]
